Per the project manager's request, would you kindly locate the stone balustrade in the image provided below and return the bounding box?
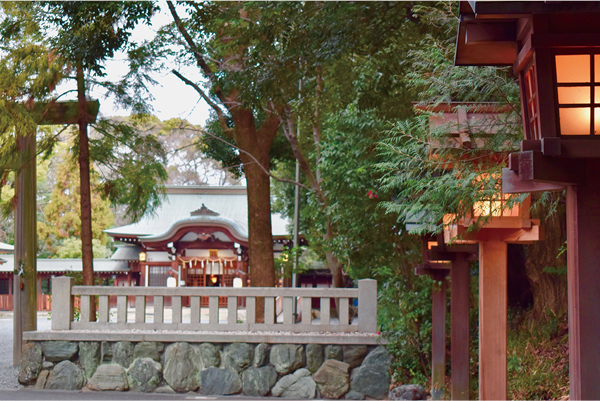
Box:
[41,277,379,344]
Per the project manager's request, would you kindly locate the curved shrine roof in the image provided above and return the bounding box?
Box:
[104,185,290,240]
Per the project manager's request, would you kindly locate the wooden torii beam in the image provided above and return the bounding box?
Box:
[11,100,99,365]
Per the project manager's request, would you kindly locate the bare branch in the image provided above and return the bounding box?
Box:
[166,1,227,102]
[183,124,310,190]
[171,69,233,137]
[280,109,326,204]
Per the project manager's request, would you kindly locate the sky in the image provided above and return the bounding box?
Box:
[56,2,212,126]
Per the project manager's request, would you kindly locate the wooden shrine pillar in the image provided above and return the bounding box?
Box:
[420,238,476,401]
[431,270,447,400]
[567,160,600,400]
[451,253,470,400]
[11,100,99,365]
[478,240,507,400]
[13,129,37,365]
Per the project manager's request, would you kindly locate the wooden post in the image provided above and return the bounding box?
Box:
[431,271,447,400]
[479,240,507,400]
[13,129,37,365]
[451,253,470,400]
[567,160,600,400]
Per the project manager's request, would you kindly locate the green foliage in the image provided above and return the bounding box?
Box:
[56,237,111,259]
[379,272,435,385]
[506,313,569,400]
[91,118,167,222]
[377,3,526,235]
[37,142,115,254]
[274,246,312,280]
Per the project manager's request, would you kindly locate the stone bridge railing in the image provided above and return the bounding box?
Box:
[50,277,378,336]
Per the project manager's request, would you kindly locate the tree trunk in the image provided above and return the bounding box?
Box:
[232,108,279,321]
[525,193,568,321]
[77,63,96,319]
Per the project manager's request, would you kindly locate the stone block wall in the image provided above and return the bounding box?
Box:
[19,340,391,399]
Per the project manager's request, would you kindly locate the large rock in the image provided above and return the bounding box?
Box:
[222,343,253,372]
[112,341,134,369]
[344,390,366,400]
[343,346,368,369]
[313,359,350,399]
[324,345,343,361]
[306,344,324,373]
[42,341,78,363]
[272,368,316,399]
[127,357,162,392]
[133,341,164,362]
[45,360,85,390]
[199,367,242,395]
[284,376,317,399]
[253,343,270,367]
[270,344,305,375]
[350,365,390,400]
[18,342,42,385]
[34,370,49,390]
[163,342,200,392]
[155,384,175,394]
[194,343,221,369]
[389,384,427,400]
[79,341,101,380]
[349,347,391,400]
[87,363,129,391]
[362,346,390,369]
[242,366,277,397]
[271,368,311,397]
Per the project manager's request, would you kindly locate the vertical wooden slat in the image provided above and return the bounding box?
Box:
[190,296,200,323]
[339,297,349,326]
[117,295,127,323]
[431,273,447,400]
[452,254,470,400]
[80,295,91,323]
[302,297,312,325]
[566,169,600,400]
[283,297,293,325]
[172,296,182,323]
[227,296,237,325]
[246,297,256,324]
[209,296,218,325]
[98,295,109,323]
[154,296,164,323]
[479,240,507,401]
[320,297,330,325]
[135,296,146,323]
[265,297,275,325]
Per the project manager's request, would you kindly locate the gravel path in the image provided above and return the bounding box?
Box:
[0,313,51,390]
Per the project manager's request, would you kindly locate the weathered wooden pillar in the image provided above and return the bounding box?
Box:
[451,253,470,400]
[13,129,37,365]
[567,160,600,400]
[431,271,447,400]
[479,240,507,400]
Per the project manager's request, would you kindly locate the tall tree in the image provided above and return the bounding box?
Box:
[37,2,156,287]
[129,2,291,290]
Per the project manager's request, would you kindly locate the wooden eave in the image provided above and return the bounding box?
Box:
[456,1,600,67]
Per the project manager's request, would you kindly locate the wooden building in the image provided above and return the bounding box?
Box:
[105,186,292,305]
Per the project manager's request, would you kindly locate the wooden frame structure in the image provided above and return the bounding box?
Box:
[456,2,600,399]
[412,102,542,399]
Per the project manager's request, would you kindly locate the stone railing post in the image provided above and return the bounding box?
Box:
[52,276,74,330]
[358,279,378,333]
